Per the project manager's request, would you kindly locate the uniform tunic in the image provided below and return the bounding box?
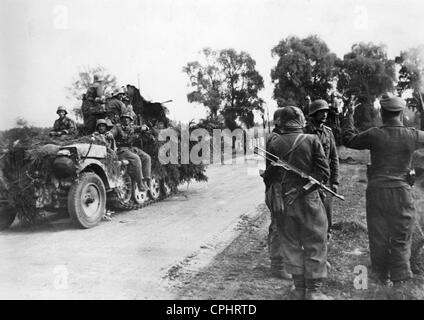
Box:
[305,122,339,233]
[268,129,330,279]
[52,116,77,135]
[342,114,424,281]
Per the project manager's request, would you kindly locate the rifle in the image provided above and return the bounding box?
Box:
[254,146,345,202]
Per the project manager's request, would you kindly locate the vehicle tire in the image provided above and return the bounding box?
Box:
[149,177,161,201]
[110,171,133,210]
[0,204,16,230]
[68,172,106,229]
[133,182,148,205]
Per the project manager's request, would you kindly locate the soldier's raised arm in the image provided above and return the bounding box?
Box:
[340,105,373,150]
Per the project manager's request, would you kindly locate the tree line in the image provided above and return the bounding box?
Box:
[183,35,424,130]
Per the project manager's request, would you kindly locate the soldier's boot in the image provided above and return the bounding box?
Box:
[286,275,305,300]
[144,178,151,189]
[305,279,333,300]
[137,179,148,191]
[271,261,292,280]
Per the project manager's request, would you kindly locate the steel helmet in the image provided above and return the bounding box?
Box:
[96,119,108,127]
[112,87,125,97]
[308,99,330,116]
[56,106,67,114]
[120,112,134,121]
[105,119,114,128]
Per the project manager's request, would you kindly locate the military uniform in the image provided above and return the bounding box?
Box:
[52,116,77,135]
[82,80,106,134]
[304,122,339,234]
[267,106,330,299]
[110,122,151,188]
[264,127,288,277]
[342,95,424,282]
[106,98,127,124]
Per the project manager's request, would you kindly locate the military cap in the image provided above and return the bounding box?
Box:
[380,93,406,112]
[56,106,68,114]
[308,99,330,116]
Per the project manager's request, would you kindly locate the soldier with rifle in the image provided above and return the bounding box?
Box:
[259,106,338,300]
[82,74,107,134]
[263,108,291,280]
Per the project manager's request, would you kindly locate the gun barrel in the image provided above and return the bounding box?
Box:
[254,146,345,201]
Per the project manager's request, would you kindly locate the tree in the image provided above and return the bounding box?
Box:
[396,46,424,129]
[67,65,118,107]
[337,42,397,129]
[183,48,264,129]
[270,35,339,108]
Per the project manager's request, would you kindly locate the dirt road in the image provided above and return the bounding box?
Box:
[0,157,265,299]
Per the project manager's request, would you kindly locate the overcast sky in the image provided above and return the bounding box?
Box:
[1,0,424,129]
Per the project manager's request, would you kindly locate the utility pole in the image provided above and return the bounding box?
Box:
[137,73,140,89]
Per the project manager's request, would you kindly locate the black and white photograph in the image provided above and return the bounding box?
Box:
[2,0,424,304]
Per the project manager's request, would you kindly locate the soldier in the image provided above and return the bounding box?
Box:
[49,106,77,137]
[341,93,424,294]
[92,119,116,151]
[302,95,312,116]
[305,100,339,238]
[106,87,127,124]
[82,74,106,134]
[268,106,330,300]
[110,113,152,191]
[263,108,291,280]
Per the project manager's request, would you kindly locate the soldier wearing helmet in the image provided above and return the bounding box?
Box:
[81,73,106,134]
[105,87,127,124]
[267,106,331,300]
[109,112,152,191]
[304,99,339,238]
[92,119,116,151]
[49,106,77,137]
[262,108,291,280]
[342,93,424,294]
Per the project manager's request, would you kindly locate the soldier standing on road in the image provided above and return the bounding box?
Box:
[341,93,424,295]
[49,106,77,137]
[268,106,331,300]
[263,108,291,280]
[305,100,339,238]
[110,113,152,191]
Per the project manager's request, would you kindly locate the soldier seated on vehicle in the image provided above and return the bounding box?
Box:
[49,106,77,137]
[109,113,152,191]
[106,87,127,125]
[92,119,116,152]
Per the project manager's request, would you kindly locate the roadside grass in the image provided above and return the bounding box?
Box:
[175,148,424,300]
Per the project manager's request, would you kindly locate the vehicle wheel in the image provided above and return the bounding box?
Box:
[115,172,133,205]
[161,181,173,197]
[149,177,161,201]
[0,204,16,230]
[133,183,148,205]
[68,172,106,229]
